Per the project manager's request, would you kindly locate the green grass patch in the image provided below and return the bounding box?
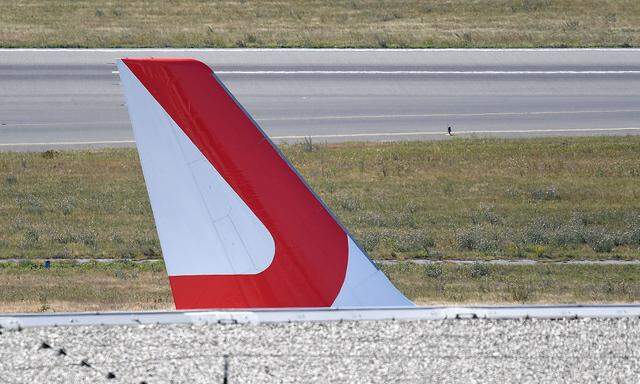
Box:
[1,1,639,48]
[0,136,639,261]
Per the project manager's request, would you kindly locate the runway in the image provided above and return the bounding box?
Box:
[2,309,640,383]
[1,48,639,150]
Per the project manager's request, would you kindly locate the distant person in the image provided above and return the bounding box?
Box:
[447,126,453,136]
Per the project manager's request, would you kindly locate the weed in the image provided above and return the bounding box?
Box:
[41,150,59,159]
[531,186,560,201]
[469,262,490,278]
[302,137,315,152]
[424,263,444,279]
[58,196,75,215]
[4,175,17,187]
[456,226,500,254]
[563,20,580,31]
[336,194,362,212]
[531,245,548,258]
[16,194,43,215]
[38,297,51,312]
[357,231,380,252]
[520,0,551,12]
[21,229,40,248]
[392,230,435,253]
[585,228,616,253]
[510,284,533,302]
[471,205,501,225]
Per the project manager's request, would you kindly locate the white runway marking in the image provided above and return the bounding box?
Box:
[2,127,639,147]
[1,121,129,127]
[4,109,639,127]
[260,109,640,122]
[0,140,135,147]
[272,127,640,140]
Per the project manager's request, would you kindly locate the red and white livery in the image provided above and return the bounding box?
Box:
[117,58,413,309]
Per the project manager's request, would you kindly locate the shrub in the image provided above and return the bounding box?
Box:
[58,196,75,215]
[4,174,17,187]
[563,20,580,32]
[357,231,381,252]
[456,226,500,254]
[337,195,362,212]
[302,136,315,152]
[41,150,59,159]
[471,205,501,225]
[392,230,434,253]
[469,262,490,278]
[531,186,560,201]
[585,228,616,253]
[22,228,40,248]
[510,284,533,302]
[531,245,548,258]
[424,263,444,279]
[17,194,44,215]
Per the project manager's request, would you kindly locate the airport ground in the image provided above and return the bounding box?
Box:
[0,136,639,312]
[1,0,639,48]
[3,318,640,383]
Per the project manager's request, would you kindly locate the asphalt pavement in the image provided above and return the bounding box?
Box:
[1,48,639,150]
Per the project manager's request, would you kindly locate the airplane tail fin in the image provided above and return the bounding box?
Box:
[117,58,413,309]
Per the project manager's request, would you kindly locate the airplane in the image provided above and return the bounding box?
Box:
[117,58,414,310]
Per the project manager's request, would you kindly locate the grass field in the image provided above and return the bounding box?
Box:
[1,135,639,311]
[1,136,639,262]
[1,1,639,48]
[2,261,640,312]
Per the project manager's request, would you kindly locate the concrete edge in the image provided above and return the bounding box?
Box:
[2,305,640,329]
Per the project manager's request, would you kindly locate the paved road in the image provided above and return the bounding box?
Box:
[2,318,639,383]
[1,48,640,150]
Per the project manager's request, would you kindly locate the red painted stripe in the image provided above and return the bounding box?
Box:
[123,58,348,309]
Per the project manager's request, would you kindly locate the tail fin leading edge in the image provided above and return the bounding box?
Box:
[117,58,413,309]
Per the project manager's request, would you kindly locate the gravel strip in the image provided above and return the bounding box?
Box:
[1,318,639,383]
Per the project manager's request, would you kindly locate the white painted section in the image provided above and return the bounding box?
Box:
[0,140,136,147]
[261,109,640,122]
[6,108,639,127]
[332,237,414,308]
[272,127,640,140]
[117,61,274,276]
[4,304,640,329]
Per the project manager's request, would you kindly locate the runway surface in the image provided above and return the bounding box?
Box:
[2,317,639,383]
[1,48,640,150]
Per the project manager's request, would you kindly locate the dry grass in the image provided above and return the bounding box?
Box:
[0,262,172,313]
[0,0,638,48]
[387,263,640,304]
[1,136,639,261]
[2,261,640,312]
